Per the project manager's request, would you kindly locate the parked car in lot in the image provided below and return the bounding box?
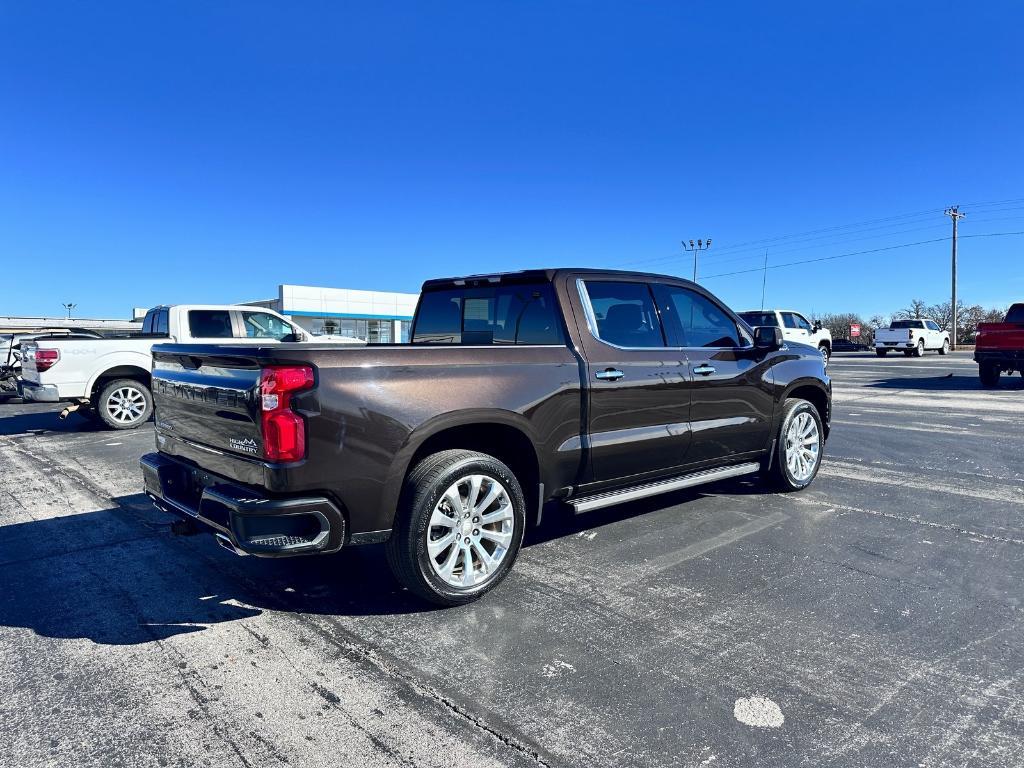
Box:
[19,305,317,428]
[831,338,870,353]
[875,319,949,357]
[974,303,1024,387]
[141,268,832,605]
[737,309,833,360]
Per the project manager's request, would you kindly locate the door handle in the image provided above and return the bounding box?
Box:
[595,368,625,381]
[692,364,716,376]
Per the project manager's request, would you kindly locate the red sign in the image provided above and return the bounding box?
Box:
[850,324,861,338]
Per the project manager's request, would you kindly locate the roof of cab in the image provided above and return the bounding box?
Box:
[420,268,696,291]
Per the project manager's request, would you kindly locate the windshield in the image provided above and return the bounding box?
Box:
[890,320,924,329]
[738,312,779,327]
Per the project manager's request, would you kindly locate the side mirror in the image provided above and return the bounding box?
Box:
[813,322,822,333]
[754,326,783,351]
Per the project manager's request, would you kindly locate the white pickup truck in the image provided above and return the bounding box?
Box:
[737,309,833,360]
[19,304,356,429]
[874,319,950,357]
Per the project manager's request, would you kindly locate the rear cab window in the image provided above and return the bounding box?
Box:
[891,320,925,329]
[412,283,565,345]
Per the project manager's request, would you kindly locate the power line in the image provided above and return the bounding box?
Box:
[699,230,1024,280]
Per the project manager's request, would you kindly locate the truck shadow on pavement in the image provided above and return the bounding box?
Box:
[0,481,757,644]
[0,409,98,436]
[865,373,1024,391]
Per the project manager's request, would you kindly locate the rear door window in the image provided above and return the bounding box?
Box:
[580,281,665,348]
[738,312,778,328]
[188,310,234,338]
[155,309,169,335]
[412,283,565,345]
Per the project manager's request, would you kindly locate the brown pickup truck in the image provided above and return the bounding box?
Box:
[975,303,1024,387]
[141,268,831,605]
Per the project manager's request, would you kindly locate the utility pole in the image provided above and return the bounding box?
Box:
[62,302,77,320]
[682,238,712,282]
[944,206,966,349]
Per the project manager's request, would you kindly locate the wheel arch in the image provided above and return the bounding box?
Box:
[782,379,830,439]
[89,365,152,402]
[379,411,542,531]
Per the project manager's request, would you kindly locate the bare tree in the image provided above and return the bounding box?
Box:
[895,299,928,320]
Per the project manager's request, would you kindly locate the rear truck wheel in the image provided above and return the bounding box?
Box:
[876,348,888,357]
[939,338,950,355]
[818,343,830,362]
[913,339,925,357]
[979,362,1001,388]
[386,449,526,606]
[96,379,153,430]
[763,398,824,492]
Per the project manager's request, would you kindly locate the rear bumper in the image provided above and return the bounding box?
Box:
[19,380,61,402]
[875,341,916,349]
[975,350,1024,368]
[140,452,346,557]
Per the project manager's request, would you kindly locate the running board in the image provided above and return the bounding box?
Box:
[569,462,761,514]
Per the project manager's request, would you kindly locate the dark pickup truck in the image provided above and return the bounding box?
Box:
[141,268,831,605]
[975,303,1024,387]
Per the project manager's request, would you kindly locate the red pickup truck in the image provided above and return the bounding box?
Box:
[975,303,1024,387]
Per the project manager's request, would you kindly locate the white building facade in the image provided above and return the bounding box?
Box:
[247,285,420,343]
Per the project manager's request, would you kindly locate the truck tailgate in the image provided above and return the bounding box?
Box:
[152,348,265,458]
[976,323,1024,350]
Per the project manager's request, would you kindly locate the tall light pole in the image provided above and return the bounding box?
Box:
[944,206,966,349]
[682,238,712,282]
[62,302,77,320]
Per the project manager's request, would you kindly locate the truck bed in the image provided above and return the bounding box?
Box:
[149,342,585,536]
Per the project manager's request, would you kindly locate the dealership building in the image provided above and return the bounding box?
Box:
[245,284,420,343]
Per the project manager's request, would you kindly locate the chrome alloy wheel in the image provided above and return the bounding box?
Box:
[785,411,820,483]
[427,474,515,589]
[106,386,147,425]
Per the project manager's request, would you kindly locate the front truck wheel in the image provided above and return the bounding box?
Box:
[979,362,1001,388]
[763,398,824,492]
[876,348,888,357]
[386,449,526,606]
[96,378,153,429]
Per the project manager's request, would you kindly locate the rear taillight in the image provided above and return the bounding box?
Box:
[260,366,314,462]
[35,348,60,372]
[908,329,915,339]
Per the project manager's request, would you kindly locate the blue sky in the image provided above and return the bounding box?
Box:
[2,2,1022,320]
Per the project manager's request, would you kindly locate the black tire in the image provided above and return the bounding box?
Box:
[763,398,824,492]
[95,378,153,430]
[939,338,950,355]
[818,343,831,362]
[913,339,925,357]
[386,449,527,606]
[979,362,1001,389]
[876,348,888,357]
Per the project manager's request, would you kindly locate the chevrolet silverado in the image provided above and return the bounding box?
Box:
[141,269,831,605]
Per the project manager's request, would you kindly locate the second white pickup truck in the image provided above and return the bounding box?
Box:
[737,309,833,360]
[19,304,358,429]
[875,319,950,357]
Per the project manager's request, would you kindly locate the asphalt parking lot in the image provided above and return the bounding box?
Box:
[1,351,1022,768]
